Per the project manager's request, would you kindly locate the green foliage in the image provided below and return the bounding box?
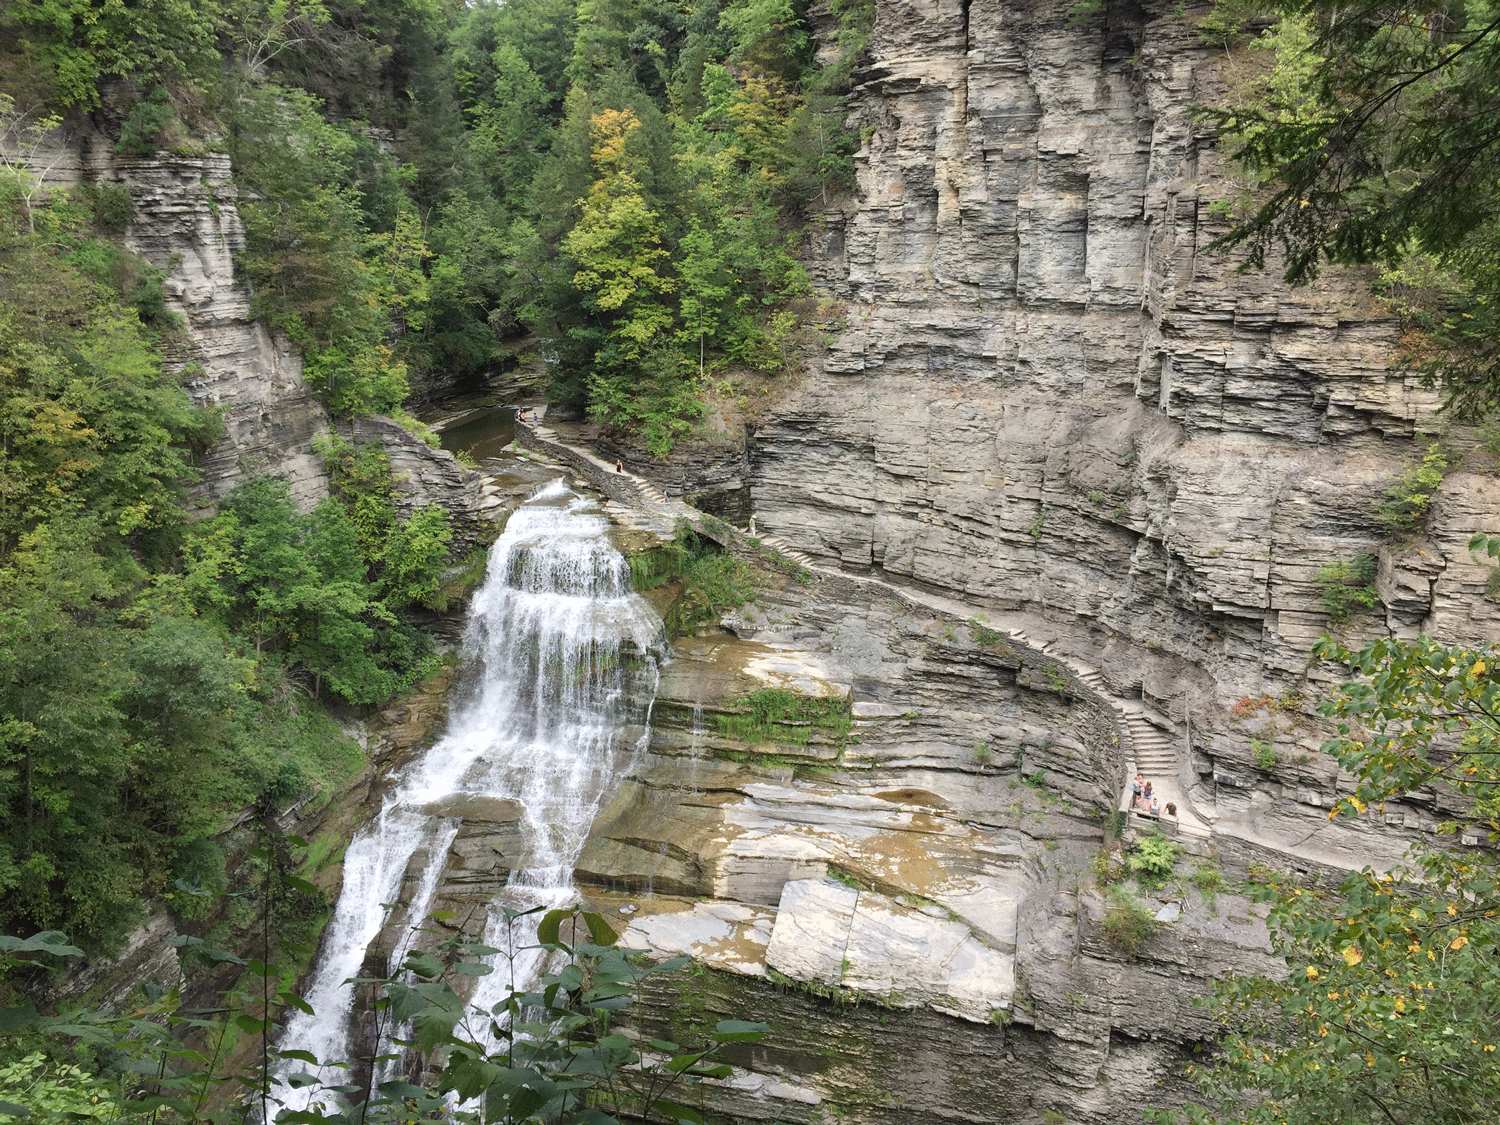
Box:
[1315,552,1380,624]
[315,432,455,608]
[1196,0,1268,48]
[228,82,424,418]
[1152,851,1500,1125]
[1,0,219,108]
[1125,833,1179,890]
[1205,3,1500,415]
[1156,632,1500,1124]
[968,615,1002,646]
[1102,889,1158,956]
[1251,736,1277,769]
[717,688,852,751]
[1066,1,1104,28]
[115,86,172,156]
[0,1052,121,1120]
[74,182,132,235]
[1190,861,1223,908]
[628,528,752,633]
[0,906,769,1125]
[1376,442,1450,537]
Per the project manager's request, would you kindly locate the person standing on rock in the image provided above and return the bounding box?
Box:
[615,459,624,473]
[1165,801,1177,818]
[1132,772,1144,807]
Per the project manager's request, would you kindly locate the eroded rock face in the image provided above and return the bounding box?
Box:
[754,1,1500,709]
[567,560,1281,1123]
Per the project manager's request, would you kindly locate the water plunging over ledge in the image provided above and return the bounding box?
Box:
[275,479,664,1108]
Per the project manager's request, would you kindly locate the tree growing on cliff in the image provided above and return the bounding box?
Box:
[1204,1,1500,414]
[1151,630,1500,1125]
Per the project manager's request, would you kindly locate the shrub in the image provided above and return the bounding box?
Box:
[1376,442,1450,537]
[77,181,133,234]
[1125,832,1179,889]
[115,86,172,156]
[1190,861,1224,907]
[1102,889,1158,956]
[1252,736,1277,769]
[1315,552,1381,624]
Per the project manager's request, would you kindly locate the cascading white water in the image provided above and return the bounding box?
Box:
[274,480,663,1111]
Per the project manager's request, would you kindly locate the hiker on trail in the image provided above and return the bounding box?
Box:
[1165,801,1177,818]
[1132,772,1144,807]
[1150,797,1161,817]
[615,459,624,473]
[1143,781,1154,802]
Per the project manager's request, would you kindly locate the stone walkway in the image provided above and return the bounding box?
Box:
[510,418,1214,843]
[753,535,1211,840]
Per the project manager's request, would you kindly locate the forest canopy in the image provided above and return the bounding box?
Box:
[5,0,868,451]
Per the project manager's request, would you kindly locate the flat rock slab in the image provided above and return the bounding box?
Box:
[765,878,1015,1023]
[620,902,775,977]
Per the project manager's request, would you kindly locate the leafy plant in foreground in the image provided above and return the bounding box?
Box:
[0,907,767,1125]
[1151,626,1500,1125]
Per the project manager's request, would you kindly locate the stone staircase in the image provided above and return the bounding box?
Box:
[754,532,816,569]
[1000,630,1213,840]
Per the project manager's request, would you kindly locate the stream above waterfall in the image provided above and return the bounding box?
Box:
[275,477,665,1107]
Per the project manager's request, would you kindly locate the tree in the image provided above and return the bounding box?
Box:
[1205,2,1500,414]
[564,106,678,424]
[1151,626,1500,1125]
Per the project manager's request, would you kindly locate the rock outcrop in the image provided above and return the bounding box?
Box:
[8,119,483,525]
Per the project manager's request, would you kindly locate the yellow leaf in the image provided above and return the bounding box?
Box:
[1306,966,1320,980]
[1342,946,1363,966]
[1366,1052,1375,1067]
[1451,934,1468,951]
[1473,660,1486,676]
[1394,996,1405,1013]
[1448,901,1458,916]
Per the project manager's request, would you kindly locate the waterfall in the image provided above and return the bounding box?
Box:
[274,480,663,1111]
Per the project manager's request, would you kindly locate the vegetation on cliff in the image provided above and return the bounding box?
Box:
[1199,0,1500,415]
[1153,633,1500,1125]
[0,905,767,1125]
[1145,6,1500,1121]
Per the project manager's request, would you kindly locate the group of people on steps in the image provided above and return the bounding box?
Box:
[1131,772,1177,820]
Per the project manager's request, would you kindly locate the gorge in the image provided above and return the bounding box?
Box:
[4,1,1500,1124]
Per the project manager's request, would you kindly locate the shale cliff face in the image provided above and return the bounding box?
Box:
[757,0,1500,697]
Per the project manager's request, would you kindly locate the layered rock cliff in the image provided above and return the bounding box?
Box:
[758,0,1499,690]
[749,0,1500,863]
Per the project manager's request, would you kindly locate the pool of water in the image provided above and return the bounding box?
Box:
[437,405,517,462]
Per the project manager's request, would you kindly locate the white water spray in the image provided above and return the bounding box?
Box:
[274,480,663,1110]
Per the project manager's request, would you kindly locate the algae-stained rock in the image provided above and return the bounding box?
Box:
[764,878,1015,1022]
